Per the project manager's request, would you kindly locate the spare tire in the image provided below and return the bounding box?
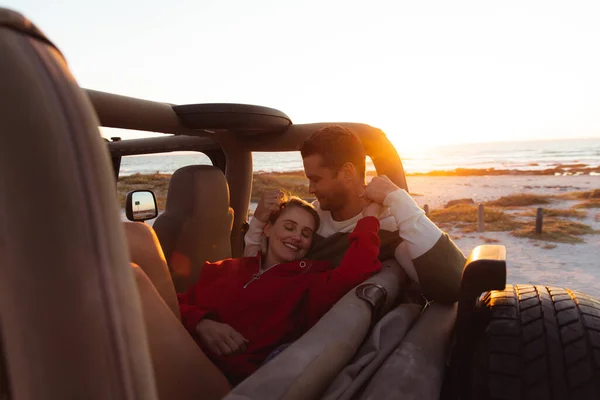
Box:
[471,284,600,399]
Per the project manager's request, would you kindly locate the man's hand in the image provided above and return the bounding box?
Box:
[363,175,400,204]
[254,190,285,223]
[196,319,249,357]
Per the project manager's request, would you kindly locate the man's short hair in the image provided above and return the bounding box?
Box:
[300,125,366,179]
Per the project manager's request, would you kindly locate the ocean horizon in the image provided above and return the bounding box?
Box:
[119,137,600,176]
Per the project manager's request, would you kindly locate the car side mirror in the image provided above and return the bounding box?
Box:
[125,190,158,222]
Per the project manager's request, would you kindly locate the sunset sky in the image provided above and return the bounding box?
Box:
[8,0,600,149]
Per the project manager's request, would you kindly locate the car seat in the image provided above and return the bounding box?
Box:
[0,8,157,399]
[152,165,234,292]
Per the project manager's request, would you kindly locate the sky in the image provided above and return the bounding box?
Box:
[7,0,600,148]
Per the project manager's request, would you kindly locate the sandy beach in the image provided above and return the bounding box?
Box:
[405,175,598,209]
[404,175,600,297]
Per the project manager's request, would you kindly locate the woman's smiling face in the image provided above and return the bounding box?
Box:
[265,206,316,264]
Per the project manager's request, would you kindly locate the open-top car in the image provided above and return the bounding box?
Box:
[2,8,600,400]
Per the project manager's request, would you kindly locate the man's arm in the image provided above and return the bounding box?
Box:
[384,189,466,303]
[366,176,466,304]
[383,189,442,259]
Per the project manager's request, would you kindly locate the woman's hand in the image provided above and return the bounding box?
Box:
[196,319,249,356]
[361,175,399,218]
[253,190,285,223]
[362,201,383,218]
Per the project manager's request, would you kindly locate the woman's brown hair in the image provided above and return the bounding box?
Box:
[268,195,320,233]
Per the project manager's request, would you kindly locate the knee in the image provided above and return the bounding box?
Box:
[130,262,152,287]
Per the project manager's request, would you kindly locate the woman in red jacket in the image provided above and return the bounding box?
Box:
[177,194,383,385]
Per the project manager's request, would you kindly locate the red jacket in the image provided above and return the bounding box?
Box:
[177,217,381,384]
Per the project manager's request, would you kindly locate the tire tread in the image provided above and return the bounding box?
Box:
[473,284,600,399]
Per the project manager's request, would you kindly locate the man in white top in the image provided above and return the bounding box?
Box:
[245,125,466,304]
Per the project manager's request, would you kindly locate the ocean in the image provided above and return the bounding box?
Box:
[119,137,600,176]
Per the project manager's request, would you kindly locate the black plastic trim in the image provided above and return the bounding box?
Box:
[173,103,292,134]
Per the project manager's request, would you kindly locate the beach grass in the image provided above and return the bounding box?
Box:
[429,204,520,233]
[512,219,597,244]
[572,199,600,209]
[518,208,587,219]
[251,172,312,201]
[486,193,554,207]
[559,190,599,200]
[428,199,596,243]
[479,236,501,243]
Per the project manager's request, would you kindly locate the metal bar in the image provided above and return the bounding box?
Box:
[107,135,220,157]
[85,89,199,136]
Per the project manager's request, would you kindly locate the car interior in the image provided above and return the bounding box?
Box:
[1,7,509,400]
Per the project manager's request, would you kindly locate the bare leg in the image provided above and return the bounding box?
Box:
[131,263,231,399]
[124,222,180,319]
